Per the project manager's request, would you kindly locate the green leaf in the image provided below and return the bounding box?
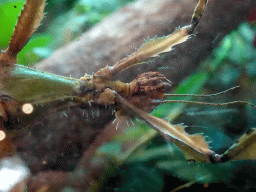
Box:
[0,0,26,47]
[17,34,52,65]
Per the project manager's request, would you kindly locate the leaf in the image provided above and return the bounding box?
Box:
[17,34,52,65]
[0,0,26,47]
[111,163,164,192]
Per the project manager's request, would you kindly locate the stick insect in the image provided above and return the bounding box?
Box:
[0,0,256,190]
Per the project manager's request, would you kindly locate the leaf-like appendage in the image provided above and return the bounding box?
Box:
[95,26,191,79]
[137,28,189,58]
[115,91,216,163]
[222,128,256,162]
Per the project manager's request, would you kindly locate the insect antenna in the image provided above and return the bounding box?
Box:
[164,86,240,98]
[155,100,256,111]
[153,86,256,110]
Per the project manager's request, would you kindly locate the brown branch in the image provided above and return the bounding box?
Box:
[27,117,129,191]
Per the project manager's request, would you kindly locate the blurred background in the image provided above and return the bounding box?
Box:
[0,0,256,191]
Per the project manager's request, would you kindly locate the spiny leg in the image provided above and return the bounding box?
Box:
[94,0,208,107]
[96,88,218,163]
[191,0,208,28]
[95,0,209,79]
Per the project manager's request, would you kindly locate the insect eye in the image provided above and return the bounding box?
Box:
[22,103,34,114]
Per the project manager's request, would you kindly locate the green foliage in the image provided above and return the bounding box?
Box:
[108,163,164,192]
[76,0,134,15]
[17,34,53,66]
[0,0,26,46]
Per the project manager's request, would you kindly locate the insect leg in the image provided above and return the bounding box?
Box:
[97,88,220,163]
[95,0,208,79]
